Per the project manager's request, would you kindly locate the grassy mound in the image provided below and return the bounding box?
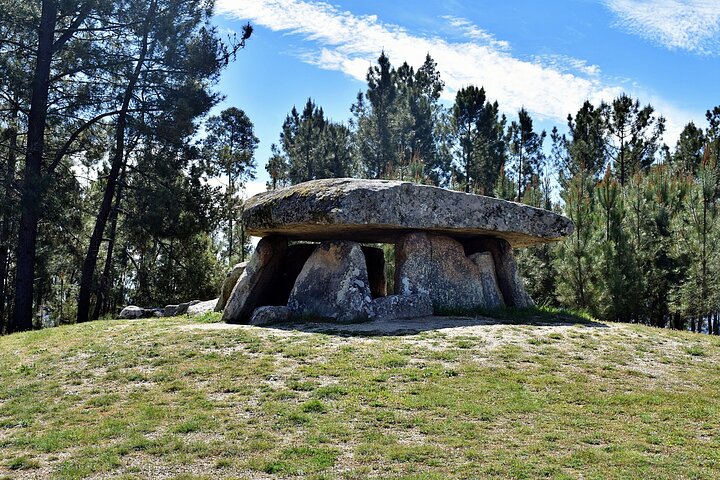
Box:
[1,312,719,479]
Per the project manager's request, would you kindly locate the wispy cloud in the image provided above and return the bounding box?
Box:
[603,0,720,54]
[443,15,511,51]
[217,0,696,142]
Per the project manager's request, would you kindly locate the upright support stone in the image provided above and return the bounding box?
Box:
[361,246,387,298]
[222,236,288,324]
[395,232,487,313]
[215,262,247,312]
[464,238,534,308]
[272,243,318,305]
[468,252,504,308]
[288,241,373,323]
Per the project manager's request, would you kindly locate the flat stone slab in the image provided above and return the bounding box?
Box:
[243,178,573,247]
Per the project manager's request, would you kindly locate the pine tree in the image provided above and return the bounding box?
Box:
[565,100,606,178]
[639,165,687,327]
[265,144,289,190]
[555,166,599,312]
[352,52,397,178]
[77,0,237,323]
[508,108,546,200]
[451,86,506,194]
[322,122,355,178]
[674,147,720,332]
[673,122,705,175]
[203,107,258,264]
[4,0,120,331]
[554,103,606,313]
[604,94,665,186]
[282,99,327,182]
[281,98,354,183]
[396,54,445,183]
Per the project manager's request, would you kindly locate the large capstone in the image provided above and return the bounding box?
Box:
[288,240,373,323]
[243,178,573,247]
[395,232,492,313]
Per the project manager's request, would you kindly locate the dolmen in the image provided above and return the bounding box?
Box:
[222,178,574,325]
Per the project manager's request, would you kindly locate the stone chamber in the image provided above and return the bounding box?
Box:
[220,178,574,325]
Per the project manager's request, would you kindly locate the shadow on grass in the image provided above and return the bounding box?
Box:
[260,306,607,337]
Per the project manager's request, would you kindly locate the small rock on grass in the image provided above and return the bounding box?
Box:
[187,299,219,316]
[249,306,290,326]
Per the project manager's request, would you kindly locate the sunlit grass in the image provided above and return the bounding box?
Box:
[0,312,719,478]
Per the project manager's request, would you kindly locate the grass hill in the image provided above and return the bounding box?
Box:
[1,310,719,479]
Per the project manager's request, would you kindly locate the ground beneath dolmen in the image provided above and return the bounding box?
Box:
[1,311,719,479]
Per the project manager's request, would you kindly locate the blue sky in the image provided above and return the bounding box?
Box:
[212,0,720,192]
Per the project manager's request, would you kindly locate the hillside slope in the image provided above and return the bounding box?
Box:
[1,312,719,479]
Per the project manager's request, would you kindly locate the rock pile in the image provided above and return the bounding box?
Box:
[219,178,573,325]
[118,299,217,319]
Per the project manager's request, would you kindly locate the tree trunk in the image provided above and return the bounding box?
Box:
[77,0,157,323]
[11,0,57,333]
[228,169,234,263]
[0,118,18,332]
[92,163,126,320]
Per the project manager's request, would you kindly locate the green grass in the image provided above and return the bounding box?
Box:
[0,312,719,478]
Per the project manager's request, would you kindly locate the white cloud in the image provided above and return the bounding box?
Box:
[603,0,720,54]
[443,15,511,50]
[534,54,602,78]
[217,0,700,143]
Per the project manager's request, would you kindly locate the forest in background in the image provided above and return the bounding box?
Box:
[1,0,719,335]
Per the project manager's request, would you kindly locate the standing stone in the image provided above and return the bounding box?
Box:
[272,243,318,305]
[288,240,373,323]
[468,252,505,308]
[464,238,534,308]
[222,236,288,324]
[215,262,247,312]
[395,232,486,313]
[361,246,387,298]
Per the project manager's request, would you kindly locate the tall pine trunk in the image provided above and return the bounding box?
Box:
[77,0,156,323]
[0,119,18,332]
[92,163,126,320]
[11,0,57,332]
